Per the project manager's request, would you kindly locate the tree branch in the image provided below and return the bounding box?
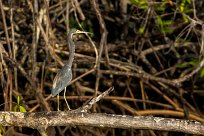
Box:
[0,87,203,135]
[0,111,203,135]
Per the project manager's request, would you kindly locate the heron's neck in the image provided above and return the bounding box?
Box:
[67,34,75,67]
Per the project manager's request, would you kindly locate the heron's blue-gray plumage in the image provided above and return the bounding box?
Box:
[51,64,72,97]
[51,28,87,98]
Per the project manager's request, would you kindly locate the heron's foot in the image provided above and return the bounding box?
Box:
[65,100,71,111]
[67,109,72,112]
[67,107,71,111]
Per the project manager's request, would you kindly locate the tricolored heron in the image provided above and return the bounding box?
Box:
[51,28,87,111]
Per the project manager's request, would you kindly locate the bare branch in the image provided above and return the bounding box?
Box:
[0,111,203,135]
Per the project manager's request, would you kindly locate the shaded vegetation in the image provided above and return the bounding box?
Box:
[0,0,204,135]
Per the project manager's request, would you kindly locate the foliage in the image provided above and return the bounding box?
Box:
[176,59,204,78]
[13,96,27,112]
[129,0,193,34]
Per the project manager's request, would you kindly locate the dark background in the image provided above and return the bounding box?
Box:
[0,0,204,135]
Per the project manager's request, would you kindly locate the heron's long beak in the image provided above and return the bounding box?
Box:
[75,30,90,34]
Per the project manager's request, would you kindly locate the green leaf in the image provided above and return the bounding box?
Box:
[140,4,148,9]
[0,125,5,135]
[129,0,138,5]
[17,96,20,105]
[139,0,147,5]
[129,0,148,9]
[182,15,189,23]
[156,6,165,12]
[163,27,173,34]
[163,20,172,25]
[139,27,145,34]
[176,59,199,69]
[200,68,204,78]
[13,105,18,112]
[180,5,184,12]
[156,16,163,26]
[176,63,188,68]
[19,106,27,112]
[186,0,191,4]
[189,60,199,66]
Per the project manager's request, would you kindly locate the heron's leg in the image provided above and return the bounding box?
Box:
[57,94,60,111]
[64,87,71,110]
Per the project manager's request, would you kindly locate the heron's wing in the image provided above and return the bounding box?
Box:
[51,65,72,96]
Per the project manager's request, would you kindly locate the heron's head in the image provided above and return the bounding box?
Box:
[70,28,88,35]
[68,28,89,42]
